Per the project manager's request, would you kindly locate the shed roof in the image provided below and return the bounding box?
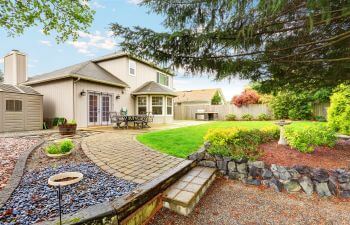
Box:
[0,83,42,95]
[24,61,128,87]
[174,88,223,103]
[132,81,177,96]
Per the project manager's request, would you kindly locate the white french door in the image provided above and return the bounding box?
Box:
[88,93,112,126]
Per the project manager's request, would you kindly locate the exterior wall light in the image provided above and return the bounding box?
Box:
[80,90,86,96]
[116,94,120,100]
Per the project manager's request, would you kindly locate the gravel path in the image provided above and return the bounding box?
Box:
[150,177,350,225]
[0,138,38,191]
[0,163,138,225]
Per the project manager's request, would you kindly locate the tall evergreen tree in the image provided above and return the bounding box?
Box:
[111,0,350,92]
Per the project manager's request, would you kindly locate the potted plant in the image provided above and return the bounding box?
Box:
[58,119,77,135]
[45,139,75,158]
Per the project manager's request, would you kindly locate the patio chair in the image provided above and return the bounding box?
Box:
[110,112,127,129]
[142,112,154,128]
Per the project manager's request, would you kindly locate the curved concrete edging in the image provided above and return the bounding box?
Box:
[0,139,45,208]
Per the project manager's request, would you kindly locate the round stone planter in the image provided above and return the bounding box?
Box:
[45,149,73,158]
[58,124,77,135]
[48,172,83,187]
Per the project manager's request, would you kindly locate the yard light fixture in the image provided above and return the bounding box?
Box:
[80,90,86,96]
[116,94,121,100]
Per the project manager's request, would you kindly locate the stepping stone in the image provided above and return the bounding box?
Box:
[163,166,217,216]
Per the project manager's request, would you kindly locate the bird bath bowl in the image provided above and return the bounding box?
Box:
[48,172,83,225]
[274,120,292,145]
[48,172,83,186]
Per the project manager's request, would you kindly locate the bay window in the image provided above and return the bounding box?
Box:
[137,96,147,114]
[166,97,173,115]
[152,96,163,115]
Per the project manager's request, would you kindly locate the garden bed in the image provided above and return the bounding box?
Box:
[0,163,138,224]
[0,138,39,191]
[260,139,350,170]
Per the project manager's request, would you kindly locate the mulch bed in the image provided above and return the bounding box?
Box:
[0,138,39,191]
[150,177,350,225]
[259,140,350,170]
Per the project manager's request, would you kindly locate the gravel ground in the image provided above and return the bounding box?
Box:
[150,177,350,225]
[0,138,39,191]
[0,163,138,225]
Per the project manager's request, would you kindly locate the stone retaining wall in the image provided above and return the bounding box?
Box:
[189,142,350,198]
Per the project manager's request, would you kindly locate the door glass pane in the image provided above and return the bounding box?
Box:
[89,95,98,123]
[101,96,110,122]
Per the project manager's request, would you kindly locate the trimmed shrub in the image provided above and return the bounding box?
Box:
[46,144,60,154]
[204,126,279,161]
[225,114,237,121]
[257,113,271,121]
[284,124,337,153]
[59,139,75,153]
[241,113,254,121]
[328,84,350,135]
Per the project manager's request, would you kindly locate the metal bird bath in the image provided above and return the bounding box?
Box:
[48,172,83,225]
[275,120,292,145]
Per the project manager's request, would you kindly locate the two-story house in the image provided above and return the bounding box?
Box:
[22,51,176,127]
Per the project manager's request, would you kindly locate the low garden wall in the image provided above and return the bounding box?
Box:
[189,142,350,198]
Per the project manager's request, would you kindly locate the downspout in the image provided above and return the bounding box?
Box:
[73,77,81,121]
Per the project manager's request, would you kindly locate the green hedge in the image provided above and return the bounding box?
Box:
[204,126,279,161]
[328,84,350,135]
[284,124,336,153]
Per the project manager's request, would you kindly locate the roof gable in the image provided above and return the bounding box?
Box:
[0,83,41,95]
[132,81,177,96]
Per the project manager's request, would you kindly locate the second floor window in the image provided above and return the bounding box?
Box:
[129,60,136,76]
[157,72,169,86]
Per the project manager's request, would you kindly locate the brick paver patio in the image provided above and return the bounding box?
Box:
[82,131,185,184]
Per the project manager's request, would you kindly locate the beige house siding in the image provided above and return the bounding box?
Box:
[30,79,74,120]
[74,80,124,127]
[0,92,43,132]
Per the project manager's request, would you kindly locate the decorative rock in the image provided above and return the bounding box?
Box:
[198,160,216,168]
[337,172,350,183]
[261,180,270,187]
[271,164,291,181]
[293,165,311,175]
[315,182,332,197]
[328,176,338,196]
[248,161,265,169]
[188,147,205,161]
[228,171,240,180]
[236,163,247,174]
[339,182,350,191]
[339,190,350,198]
[284,181,301,193]
[299,176,313,196]
[246,178,261,186]
[249,166,262,178]
[234,158,248,163]
[311,168,329,183]
[262,169,273,179]
[269,178,283,192]
[204,141,211,150]
[227,161,236,173]
[288,169,301,180]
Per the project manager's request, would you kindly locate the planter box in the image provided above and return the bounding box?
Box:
[58,124,77,135]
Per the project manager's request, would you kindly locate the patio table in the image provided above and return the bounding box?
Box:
[116,115,147,129]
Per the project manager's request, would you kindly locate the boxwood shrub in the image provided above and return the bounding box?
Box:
[284,124,337,153]
[204,126,279,161]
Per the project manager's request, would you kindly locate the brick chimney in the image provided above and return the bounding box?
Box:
[4,50,28,85]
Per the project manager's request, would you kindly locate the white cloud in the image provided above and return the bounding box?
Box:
[40,40,52,47]
[92,1,106,8]
[28,64,36,68]
[67,31,116,56]
[127,0,142,5]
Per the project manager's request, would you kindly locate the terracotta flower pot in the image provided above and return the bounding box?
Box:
[58,124,77,135]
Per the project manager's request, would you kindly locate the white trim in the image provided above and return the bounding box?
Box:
[136,95,148,115]
[129,59,136,76]
[166,96,173,116]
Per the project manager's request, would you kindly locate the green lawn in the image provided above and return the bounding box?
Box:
[137,121,325,158]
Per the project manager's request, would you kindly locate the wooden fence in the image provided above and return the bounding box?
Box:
[174,104,272,120]
[312,102,330,118]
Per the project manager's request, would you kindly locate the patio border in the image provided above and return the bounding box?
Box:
[36,159,196,225]
[0,139,45,208]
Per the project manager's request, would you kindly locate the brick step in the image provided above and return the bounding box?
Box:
[162,166,217,216]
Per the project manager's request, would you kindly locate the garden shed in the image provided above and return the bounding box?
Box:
[0,83,43,132]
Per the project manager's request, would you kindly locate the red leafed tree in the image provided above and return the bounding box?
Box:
[231,88,260,107]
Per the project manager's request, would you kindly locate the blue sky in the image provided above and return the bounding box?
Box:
[0,0,249,100]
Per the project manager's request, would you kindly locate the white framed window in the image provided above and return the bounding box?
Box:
[151,96,163,115]
[137,96,147,115]
[157,72,169,86]
[166,97,173,115]
[129,59,136,76]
